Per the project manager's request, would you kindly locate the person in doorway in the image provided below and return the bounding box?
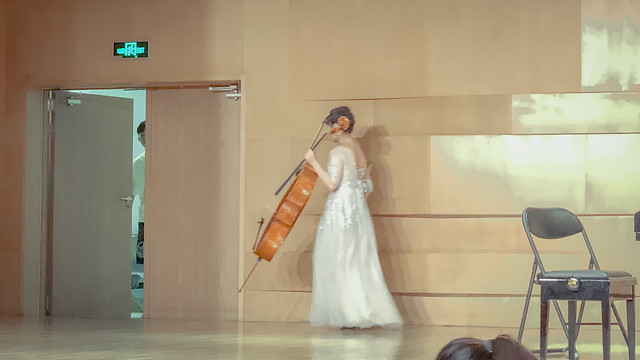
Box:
[132,121,146,264]
[304,106,403,329]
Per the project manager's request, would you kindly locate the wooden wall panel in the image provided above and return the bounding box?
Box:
[0,0,22,316]
[243,291,631,329]
[289,0,431,100]
[421,0,581,96]
[372,96,513,136]
[244,290,311,322]
[243,252,589,295]
[366,136,431,214]
[244,101,373,140]
[290,0,581,100]
[374,217,522,253]
[244,0,290,103]
[146,88,240,320]
[7,0,243,86]
[246,217,525,257]
[0,0,5,119]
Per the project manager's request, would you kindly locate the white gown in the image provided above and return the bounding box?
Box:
[308,145,403,328]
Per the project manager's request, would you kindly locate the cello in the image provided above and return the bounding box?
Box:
[238,118,349,292]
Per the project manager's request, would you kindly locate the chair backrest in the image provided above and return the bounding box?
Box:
[522,207,599,274]
[523,207,583,239]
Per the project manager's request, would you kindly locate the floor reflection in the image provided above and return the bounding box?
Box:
[0,317,637,359]
[310,329,403,360]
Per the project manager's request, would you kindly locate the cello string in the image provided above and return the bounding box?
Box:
[310,132,328,151]
[275,131,328,196]
[308,122,325,150]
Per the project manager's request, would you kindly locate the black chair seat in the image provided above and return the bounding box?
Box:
[539,270,634,281]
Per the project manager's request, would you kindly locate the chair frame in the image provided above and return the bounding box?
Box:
[516,207,635,360]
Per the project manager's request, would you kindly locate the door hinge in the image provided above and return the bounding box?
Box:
[47,99,55,112]
[209,84,241,101]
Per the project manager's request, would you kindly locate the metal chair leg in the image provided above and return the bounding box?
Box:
[552,299,572,343]
[575,300,587,339]
[541,294,550,360]
[518,260,538,342]
[569,300,577,360]
[627,299,635,360]
[602,298,611,360]
[612,301,629,345]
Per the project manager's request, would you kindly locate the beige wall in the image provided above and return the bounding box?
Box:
[0,0,5,118]
[242,0,640,329]
[2,0,639,332]
[0,0,20,315]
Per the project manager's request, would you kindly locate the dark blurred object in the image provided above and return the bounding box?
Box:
[635,212,640,241]
[435,334,536,360]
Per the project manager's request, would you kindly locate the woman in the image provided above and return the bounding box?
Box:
[304,106,403,329]
[435,335,537,360]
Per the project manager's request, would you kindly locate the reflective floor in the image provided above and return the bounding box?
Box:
[0,317,637,359]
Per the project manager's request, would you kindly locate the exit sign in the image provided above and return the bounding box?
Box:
[113,41,149,59]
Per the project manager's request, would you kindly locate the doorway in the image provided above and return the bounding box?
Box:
[28,84,242,320]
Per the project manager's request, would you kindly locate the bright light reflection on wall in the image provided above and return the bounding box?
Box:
[586,135,640,213]
[582,19,640,91]
[430,135,639,214]
[513,93,640,134]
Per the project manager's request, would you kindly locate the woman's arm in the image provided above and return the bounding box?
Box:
[304,149,341,192]
[361,178,373,200]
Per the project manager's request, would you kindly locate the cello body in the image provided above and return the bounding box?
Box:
[254,162,318,261]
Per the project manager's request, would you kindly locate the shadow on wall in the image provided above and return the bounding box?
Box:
[360,125,392,214]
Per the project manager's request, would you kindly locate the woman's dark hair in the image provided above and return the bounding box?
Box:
[435,337,492,360]
[137,121,146,135]
[323,106,355,133]
[435,335,536,360]
[491,335,537,360]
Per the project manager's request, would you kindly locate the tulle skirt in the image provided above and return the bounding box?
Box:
[308,191,403,329]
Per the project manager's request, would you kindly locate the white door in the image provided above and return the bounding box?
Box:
[51,91,133,318]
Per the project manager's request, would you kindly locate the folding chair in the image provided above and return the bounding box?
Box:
[516,207,636,360]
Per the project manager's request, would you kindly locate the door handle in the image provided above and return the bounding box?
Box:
[121,195,134,209]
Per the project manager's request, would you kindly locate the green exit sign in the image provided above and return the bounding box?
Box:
[113,41,149,59]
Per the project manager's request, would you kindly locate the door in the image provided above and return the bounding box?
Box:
[145,87,240,319]
[50,91,133,318]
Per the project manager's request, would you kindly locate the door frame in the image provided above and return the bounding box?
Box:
[24,81,245,319]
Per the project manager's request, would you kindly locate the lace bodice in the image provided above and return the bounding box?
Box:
[327,146,373,194]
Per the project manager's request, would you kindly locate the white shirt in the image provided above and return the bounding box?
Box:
[132,152,145,221]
